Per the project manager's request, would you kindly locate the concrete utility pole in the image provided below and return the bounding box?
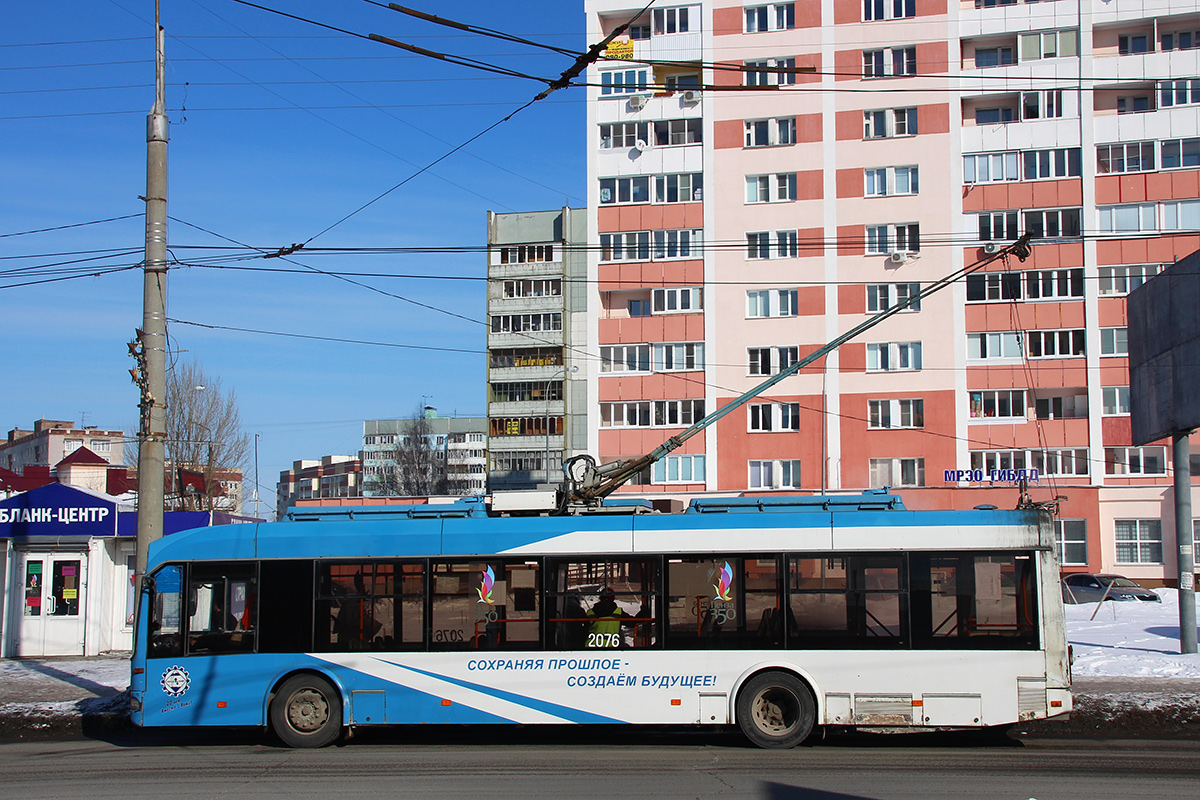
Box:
[135,1,169,586]
[1174,433,1197,653]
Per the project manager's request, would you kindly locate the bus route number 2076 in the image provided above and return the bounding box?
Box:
[587,632,621,648]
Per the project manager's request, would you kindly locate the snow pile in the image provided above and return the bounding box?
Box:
[1065,588,1200,678]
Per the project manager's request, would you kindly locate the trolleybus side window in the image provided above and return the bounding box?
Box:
[148,564,184,659]
[317,561,422,652]
[547,558,659,650]
[187,563,256,655]
[911,553,1038,648]
[787,555,908,648]
[666,557,783,648]
[431,560,541,651]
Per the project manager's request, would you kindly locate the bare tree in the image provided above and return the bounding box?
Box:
[163,359,250,511]
[364,406,470,497]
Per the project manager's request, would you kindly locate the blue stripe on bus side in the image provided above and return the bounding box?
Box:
[396,663,623,724]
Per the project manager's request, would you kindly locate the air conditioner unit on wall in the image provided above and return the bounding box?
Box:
[983,242,1003,254]
[628,94,648,110]
[680,90,700,104]
[889,251,908,265]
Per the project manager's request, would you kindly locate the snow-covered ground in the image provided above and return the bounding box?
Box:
[1065,588,1200,678]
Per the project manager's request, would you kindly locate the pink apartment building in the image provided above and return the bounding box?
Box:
[584,0,1200,583]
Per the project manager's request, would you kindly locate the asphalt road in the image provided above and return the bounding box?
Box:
[2,731,1198,800]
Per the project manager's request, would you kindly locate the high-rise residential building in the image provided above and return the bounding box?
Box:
[362,410,488,497]
[486,208,590,489]
[276,454,362,518]
[584,1,1199,582]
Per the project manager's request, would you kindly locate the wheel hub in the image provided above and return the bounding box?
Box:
[287,688,330,733]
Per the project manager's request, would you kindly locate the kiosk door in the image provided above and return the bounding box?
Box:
[13,552,86,656]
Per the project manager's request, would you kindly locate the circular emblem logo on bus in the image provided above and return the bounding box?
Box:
[160,665,191,697]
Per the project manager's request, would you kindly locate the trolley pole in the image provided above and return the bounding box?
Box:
[135,2,169,587]
[1174,432,1196,653]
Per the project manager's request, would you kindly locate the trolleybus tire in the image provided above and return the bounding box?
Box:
[270,674,343,748]
[736,671,816,749]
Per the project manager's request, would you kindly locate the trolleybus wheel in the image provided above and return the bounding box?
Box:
[736,672,815,749]
[270,674,343,748]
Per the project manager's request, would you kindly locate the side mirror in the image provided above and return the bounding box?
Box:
[141,574,156,592]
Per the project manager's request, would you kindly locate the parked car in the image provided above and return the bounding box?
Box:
[1061,573,1162,604]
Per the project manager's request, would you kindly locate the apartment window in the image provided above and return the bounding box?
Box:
[1114,519,1162,564]
[63,438,83,454]
[1099,203,1156,234]
[1102,386,1131,416]
[656,173,703,203]
[971,448,1089,477]
[90,439,111,453]
[864,0,915,21]
[498,244,555,264]
[653,229,702,259]
[599,176,650,205]
[864,107,917,138]
[600,122,649,149]
[1161,30,1200,52]
[966,331,1020,359]
[654,119,702,146]
[653,286,702,313]
[977,210,1020,241]
[868,398,924,429]
[1099,264,1160,295]
[1107,446,1166,476]
[490,381,563,403]
[865,166,919,196]
[628,23,651,40]
[867,341,922,372]
[600,344,651,373]
[1163,200,1200,230]
[503,279,561,298]
[745,117,796,146]
[600,232,651,261]
[1021,89,1064,120]
[746,173,796,203]
[1025,268,1084,300]
[869,457,925,488]
[490,313,562,334]
[1023,148,1080,180]
[750,459,802,489]
[748,346,799,376]
[628,299,651,317]
[975,106,1015,125]
[749,402,801,432]
[654,342,704,372]
[747,288,799,318]
[1159,79,1200,108]
[745,57,797,87]
[600,69,649,95]
[963,152,1019,183]
[974,46,1015,68]
[1118,34,1150,54]
[1027,329,1085,358]
[655,399,705,426]
[863,46,916,78]
[776,230,799,258]
[866,223,920,253]
[745,3,796,32]
[1024,208,1081,239]
[1020,29,1078,61]
[1035,393,1087,420]
[1100,327,1128,356]
[1162,138,1200,169]
[970,390,1026,421]
[967,272,1018,302]
[653,6,692,35]
[652,454,705,484]
[974,0,1017,6]
[1117,95,1152,114]
[663,72,700,91]
[600,402,652,428]
[867,283,921,312]
[491,417,561,437]
[1055,519,1088,566]
[1097,141,1155,174]
[747,232,772,259]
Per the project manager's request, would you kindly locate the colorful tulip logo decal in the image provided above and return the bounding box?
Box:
[477,565,496,604]
[713,561,734,602]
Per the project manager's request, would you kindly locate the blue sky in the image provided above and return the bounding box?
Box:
[2,1,587,511]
